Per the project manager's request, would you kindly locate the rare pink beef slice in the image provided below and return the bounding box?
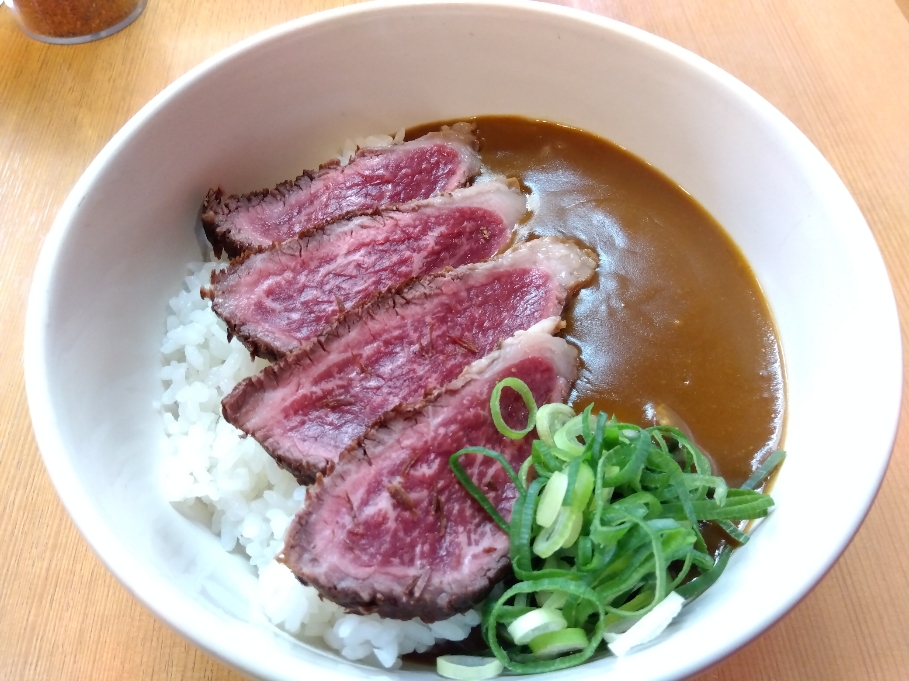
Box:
[202,179,525,360]
[221,238,597,483]
[201,125,482,258]
[280,324,580,621]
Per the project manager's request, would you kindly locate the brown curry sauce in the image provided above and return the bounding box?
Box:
[412,116,784,487]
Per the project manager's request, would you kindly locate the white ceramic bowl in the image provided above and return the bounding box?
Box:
[24,1,901,679]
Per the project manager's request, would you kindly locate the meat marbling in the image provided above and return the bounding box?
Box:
[201,124,481,258]
[221,238,597,483]
[203,179,525,360]
[280,320,579,621]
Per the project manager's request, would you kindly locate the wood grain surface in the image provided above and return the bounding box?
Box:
[2,0,907,679]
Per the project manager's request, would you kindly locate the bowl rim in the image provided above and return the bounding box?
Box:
[23,0,902,679]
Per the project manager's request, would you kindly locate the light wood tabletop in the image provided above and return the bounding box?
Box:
[2,0,908,679]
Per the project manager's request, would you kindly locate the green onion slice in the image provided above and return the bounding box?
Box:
[552,414,586,459]
[531,440,562,476]
[536,471,568,528]
[717,519,750,544]
[437,656,504,680]
[490,377,538,439]
[528,628,589,658]
[742,449,787,490]
[565,462,595,512]
[535,589,570,609]
[517,455,534,492]
[561,509,584,549]
[535,403,576,447]
[533,507,580,558]
[449,447,524,532]
[506,607,568,645]
[676,545,732,601]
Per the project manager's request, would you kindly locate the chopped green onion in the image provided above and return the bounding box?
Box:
[600,586,655,630]
[742,449,786,490]
[536,471,568,528]
[528,628,589,657]
[533,507,580,558]
[535,589,570,609]
[447,382,783,676]
[517,455,534,492]
[486,579,607,673]
[683,474,728,506]
[507,607,568,645]
[437,655,504,680]
[676,545,732,601]
[509,477,547,581]
[490,377,538,439]
[561,509,584,549]
[534,558,572,607]
[717,519,750,544]
[449,447,524,533]
[565,462,594,512]
[552,414,586,459]
[531,440,562,476]
[535,403,576,447]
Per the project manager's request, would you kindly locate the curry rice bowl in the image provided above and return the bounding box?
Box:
[23,2,900,681]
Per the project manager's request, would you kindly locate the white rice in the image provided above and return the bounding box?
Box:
[159,258,480,669]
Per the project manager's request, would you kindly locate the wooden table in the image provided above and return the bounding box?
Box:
[2,0,908,678]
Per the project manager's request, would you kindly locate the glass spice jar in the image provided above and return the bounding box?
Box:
[6,0,147,44]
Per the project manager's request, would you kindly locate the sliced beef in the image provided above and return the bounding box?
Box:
[222,238,597,483]
[201,124,482,258]
[203,179,525,360]
[280,323,580,621]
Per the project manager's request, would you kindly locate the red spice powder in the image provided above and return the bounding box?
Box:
[11,0,142,39]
